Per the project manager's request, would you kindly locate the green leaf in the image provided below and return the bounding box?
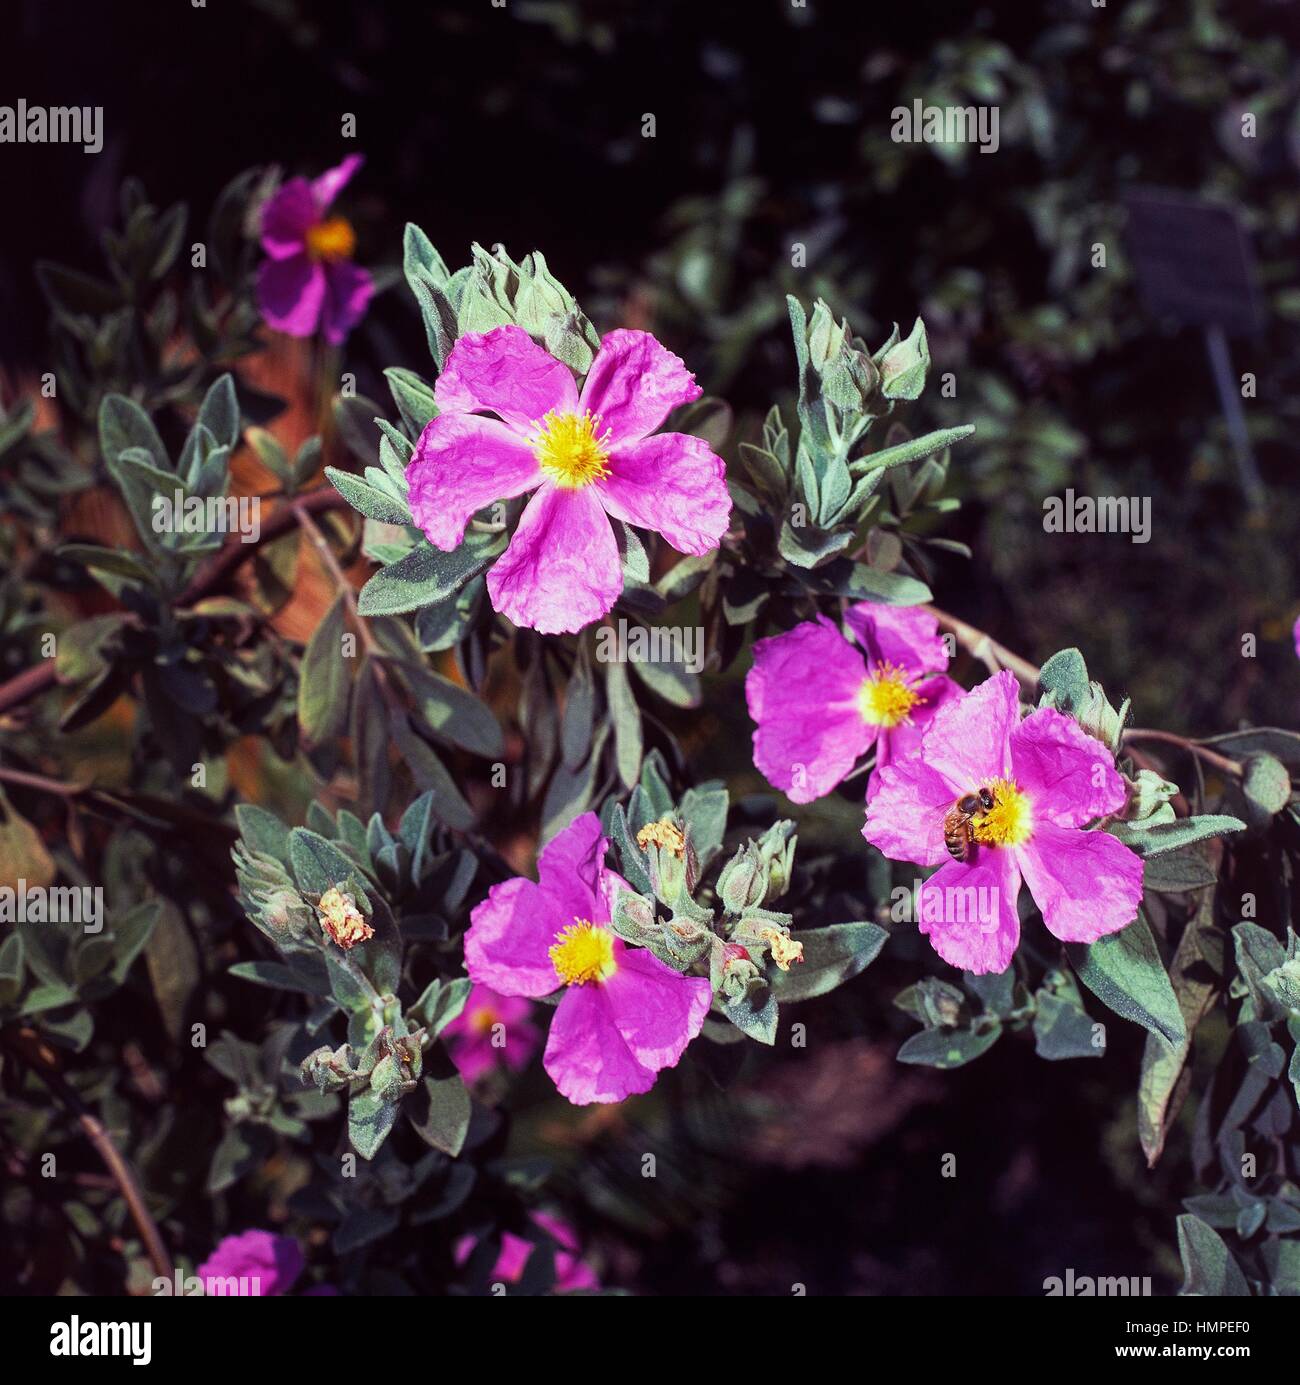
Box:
[1176,1215,1250,1296]
[410,1071,471,1156]
[325,466,413,525]
[1033,991,1101,1060]
[348,1088,400,1161]
[233,804,292,868]
[1037,647,1089,712]
[897,1024,1000,1069]
[400,662,504,760]
[388,715,476,830]
[770,922,888,1002]
[835,563,932,606]
[561,643,595,771]
[721,988,779,1045]
[357,541,494,616]
[289,828,359,896]
[629,657,701,709]
[98,393,167,469]
[605,660,643,791]
[1242,753,1291,817]
[1067,911,1185,1048]
[384,367,439,435]
[1111,814,1246,857]
[228,960,330,996]
[298,593,352,749]
[1142,844,1218,892]
[849,424,975,476]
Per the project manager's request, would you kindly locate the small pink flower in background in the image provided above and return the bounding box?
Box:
[463,812,711,1104]
[406,325,731,634]
[455,1212,599,1292]
[442,982,540,1083]
[198,1229,303,1296]
[746,602,962,804]
[863,669,1143,974]
[257,154,373,345]
[1293,615,1300,658]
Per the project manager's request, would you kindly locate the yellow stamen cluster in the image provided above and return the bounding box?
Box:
[636,819,686,857]
[549,919,617,986]
[305,215,357,263]
[468,1006,498,1037]
[317,887,373,950]
[857,661,924,729]
[971,777,1034,848]
[533,410,611,489]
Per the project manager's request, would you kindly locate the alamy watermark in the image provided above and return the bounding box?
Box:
[0,881,103,933]
[1044,1268,1152,1296]
[1042,489,1151,544]
[594,618,705,675]
[892,879,999,926]
[152,491,262,544]
[0,100,103,154]
[890,100,999,154]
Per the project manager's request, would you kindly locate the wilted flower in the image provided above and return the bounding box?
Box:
[441,983,541,1084]
[746,602,961,803]
[463,812,711,1104]
[316,886,373,950]
[257,154,373,345]
[863,670,1144,974]
[406,325,731,634]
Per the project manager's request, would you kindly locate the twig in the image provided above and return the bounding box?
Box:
[926,605,1041,686]
[1122,728,1244,779]
[2,1027,171,1281]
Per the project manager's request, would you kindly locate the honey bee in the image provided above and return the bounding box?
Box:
[942,787,996,862]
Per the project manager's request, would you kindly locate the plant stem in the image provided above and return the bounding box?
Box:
[926,604,1041,686]
[1122,728,1244,779]
[2,1027,171,1282]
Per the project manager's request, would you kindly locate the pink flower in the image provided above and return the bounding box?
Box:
[1293,615,1300,658]
[863,670,1144,975]
[455,1212,599,1293]
[257,154,374,345]
[406,325,731,634]
[441,982,541,1083]
[197,1229,303,1296]
[463,812,712,1104]
[746,603,962,804]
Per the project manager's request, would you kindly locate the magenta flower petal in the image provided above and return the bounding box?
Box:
[863,754,957,867]
[260,179,317,259]
[577,328,701,444]
[536,811,608,920]
[1016,821,1144,944]
[845,602,950,677]
[257,254,326,337]
[443,985,540,1082]
[311,153,364,212]
[407,413,543,551]
[532,1212,600,1291]
[602,946,711,1072]
[322,261,375,346]
[1009,706,1129,829]
[596,432,730,556]
[746,617,873,803]
[921,668,1020,794]
[543,975,657,1104]
[873,673,964,784]
[198,1230,303,1296]
[916,853,1022,975]
[465,877,571,998]
[486,484,621,634]
[435,325,578,433]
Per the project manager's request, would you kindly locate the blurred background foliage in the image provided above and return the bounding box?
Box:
[2,0,1299,1295]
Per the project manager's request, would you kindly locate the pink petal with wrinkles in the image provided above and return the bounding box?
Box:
[916,851,1023,975]
[596,432,730,556]
[1016,822,1144,944]
[845,602,951,678]
[536,812,608,920]
[543,970,658,1104]
[920,669,1020,795]
[407,412,542,551]
[578,329,701,444]
[486,483,621,634]
[1009,707,1128,829]
[435,325,578,432]
[464,876,571,998]
[746,617,873,803]
[602,946,711,1073]
[311,153,364,212]
[863,754,957,867]
[321,261,374,345]
[260,179,317,258]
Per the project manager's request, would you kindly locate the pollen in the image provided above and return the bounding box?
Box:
[636,819,685,857]
[971,777,1034,848]
[549,919,617,986]
[304,215,356,263]
[533,410,611,489]
[857,662,924,729]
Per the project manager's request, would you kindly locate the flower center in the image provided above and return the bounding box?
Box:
[549,920,617,986]
[970,777,1033,848]
[305,216,356,263]
[533,410,611,489]
[857,662,923,728]
[468,1007,498,1037]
